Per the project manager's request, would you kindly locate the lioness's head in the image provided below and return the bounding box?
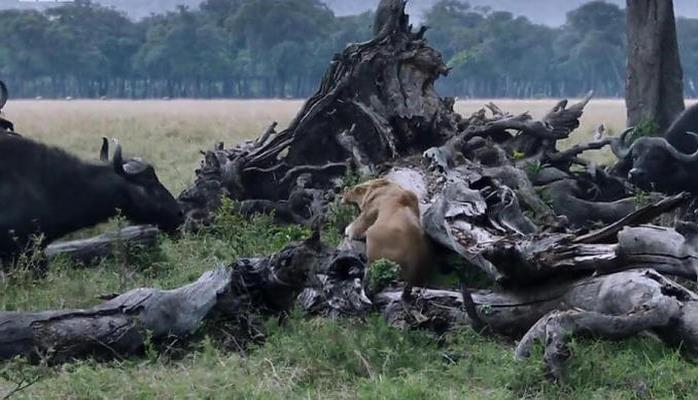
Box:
[341,178,391,207]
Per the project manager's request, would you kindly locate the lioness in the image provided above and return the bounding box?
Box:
[342,178,432,300]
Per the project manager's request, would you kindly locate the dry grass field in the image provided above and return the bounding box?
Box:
[3,99,698,399]
[4,98,633,194]
[5,99,304,194]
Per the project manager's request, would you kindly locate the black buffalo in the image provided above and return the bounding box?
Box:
[612,126,698,193]
[0,135,183,263]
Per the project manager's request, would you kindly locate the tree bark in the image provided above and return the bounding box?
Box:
[626,0,685,132]
[45,225,160,264]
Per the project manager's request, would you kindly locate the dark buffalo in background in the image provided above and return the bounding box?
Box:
[0,135,183,264]
[613,103,698,193]
[664,103,698,152]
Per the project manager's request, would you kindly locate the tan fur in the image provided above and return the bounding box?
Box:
[342,178,432,299]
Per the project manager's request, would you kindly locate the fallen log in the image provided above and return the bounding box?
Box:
[0,229,373,363]
[0,267,233,363]
[377,269,698,379]
[45,225,160,264]
[0,235,324,363]
[514,270,698,379]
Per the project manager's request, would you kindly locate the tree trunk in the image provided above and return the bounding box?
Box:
[625,0,685,132]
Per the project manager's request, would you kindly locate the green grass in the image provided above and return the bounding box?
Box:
[3,203,698,399]
[3,316,698,399]
[2,100,698,399]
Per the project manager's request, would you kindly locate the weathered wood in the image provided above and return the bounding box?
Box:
[45,225,160,263]
[574,192,691,244]
[515,270,698,379]
[0,236,322,362]
[0,267,233,363]
[377,269,698,379]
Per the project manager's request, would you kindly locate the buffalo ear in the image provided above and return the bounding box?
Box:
[110,138,155,181]
[112,139,126,176]
[100,137,109,162]
[122,159,150,176]
[611,127,636,159]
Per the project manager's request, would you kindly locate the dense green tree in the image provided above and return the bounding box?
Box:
[0,0,697,99]
[0,10,53,82]
[553,1,626,96]
[427,3,556,97]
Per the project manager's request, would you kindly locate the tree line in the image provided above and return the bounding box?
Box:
[1,0,697,99]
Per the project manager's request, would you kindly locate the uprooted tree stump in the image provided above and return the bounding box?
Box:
[178,0,458,226]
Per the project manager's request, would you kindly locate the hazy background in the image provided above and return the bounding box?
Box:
[2,0,697,24]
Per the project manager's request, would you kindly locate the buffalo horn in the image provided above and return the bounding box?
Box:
[112,138,126,175]
[610,127,636,159]
[663,132,698,163]
[100,137,109,162]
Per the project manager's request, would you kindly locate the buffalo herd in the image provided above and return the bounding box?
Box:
[2,79,698,268]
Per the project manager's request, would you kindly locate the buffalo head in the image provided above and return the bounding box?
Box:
[105,139,183,233]
[612,128,698,192]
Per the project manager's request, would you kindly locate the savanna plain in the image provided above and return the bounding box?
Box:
[1,99,698,399]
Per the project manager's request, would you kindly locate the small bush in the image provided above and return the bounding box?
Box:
[631,117,660,141]
[633,189,652,207]
[204,197,310,257]
[324,200,357,244]
[367,259,400,293]
[525,159,544,180]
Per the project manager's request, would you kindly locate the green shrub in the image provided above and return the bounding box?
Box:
[367,259,400,293]
[324,200,357,245]
[633,189,652,207]
[204,197,310,257]
[525,159,544,180]
[631,117,660,141]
